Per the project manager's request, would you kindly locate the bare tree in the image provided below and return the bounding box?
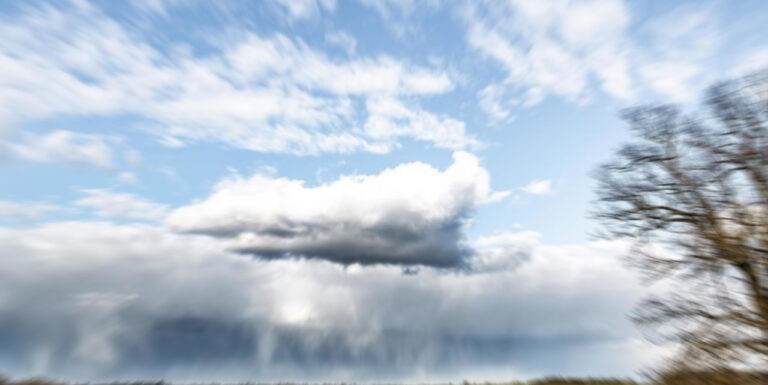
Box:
[593,70,768,373]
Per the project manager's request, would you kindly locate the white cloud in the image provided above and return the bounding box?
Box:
[0,2,472,155]
[477,84,515,122]
[730,46,768,77]
[359,0,417,18]
[0,200,60,220]
[358,0,442,37]
[636,4,720,102]
[1,130,116,168]
[168,152,506,266]
[325,30,357,55]
[275,0,337,20]
[364,96,481,151]
[124,149,142,166]
[465,0,632,120]
[0,221,658,380]
[638,61,702,102]
[75,189,169,221]
[470,230,540,272]
[465,0,728,118]
[132,0,185,15]
[519,179,552,195]
[117,171,138,184]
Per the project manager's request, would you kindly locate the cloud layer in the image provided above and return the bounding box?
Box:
[75,190,170,221]
[0,221,654,381]
[1,130,116,168]
[464,0,730,120]
[168,152,507,267]
[0,1,476,156]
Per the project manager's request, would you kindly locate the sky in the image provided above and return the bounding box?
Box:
[0,0,767,382]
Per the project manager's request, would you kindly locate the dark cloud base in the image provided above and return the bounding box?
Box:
[232,222,471,267]
[0,315,631,382]
[167,153,498,268]
[0,222,648,381]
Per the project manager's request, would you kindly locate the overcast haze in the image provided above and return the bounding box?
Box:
[0,0,767,382]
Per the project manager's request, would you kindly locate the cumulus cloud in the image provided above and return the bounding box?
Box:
[168,152,507,266]
[0,221,657,381]
[0,1,474,156]
[1,130,116,168]
[469,230,540,272]
[75,189,169,221]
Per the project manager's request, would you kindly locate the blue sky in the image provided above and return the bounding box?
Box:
[0,0,767,382]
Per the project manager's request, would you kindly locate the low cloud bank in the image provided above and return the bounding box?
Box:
[0,221,656,381]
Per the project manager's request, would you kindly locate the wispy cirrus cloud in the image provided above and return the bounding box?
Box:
[519,179,552,196]
[75,189,170,221]
[1,130,117,169]
[464,0,633,120]
[325,30,358,55]
[274,0,337,20]
[0,200,61,220]
[0,1,477,157]
[463,0,729,120]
